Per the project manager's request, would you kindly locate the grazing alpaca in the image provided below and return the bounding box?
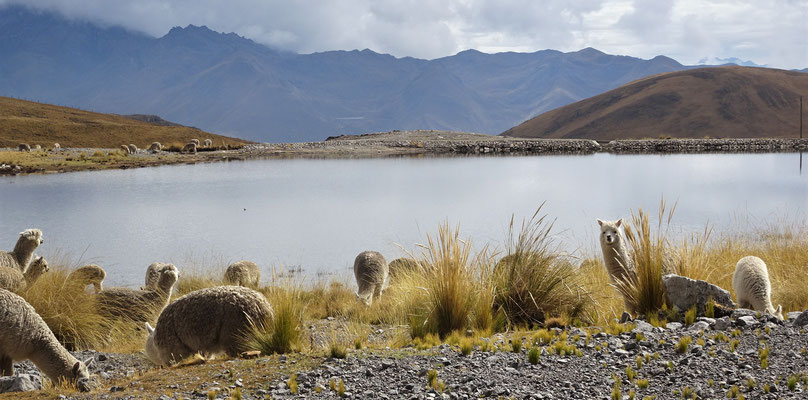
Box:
[0,229,44,272]
[181,142,197,154]
[202,139,212,148]
[147,142,162,152]
[0,289,93,391]
[224,260,261,288]
[733,256,783,319]
[18,143,31,151]
[66,264,107,293]
[144,286,273,366]
[353,251,389,306]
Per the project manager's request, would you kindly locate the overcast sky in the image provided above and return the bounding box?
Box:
[4,0,807,69]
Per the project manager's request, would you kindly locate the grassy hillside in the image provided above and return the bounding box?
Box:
[502,67,808,140]
[0,96,251,148]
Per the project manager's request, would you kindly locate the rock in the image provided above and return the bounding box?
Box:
[620,312,632,323]
[662,274,735,315]
[793,310,808,327]
[713,317,731,331]
[731,309,757,318]
[688,321,710,332]
[666,322,683,330]
[633,320,654,333]
[736,316,758,327]
[0,374,42,393]
[787,311,803,321]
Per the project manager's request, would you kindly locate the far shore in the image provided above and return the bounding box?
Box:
[2,130,807,175]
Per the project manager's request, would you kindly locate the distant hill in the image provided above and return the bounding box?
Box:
[502,67,808,140]
[0,96,249,148]
[0,5,687,142]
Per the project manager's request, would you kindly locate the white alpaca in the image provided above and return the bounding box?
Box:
[127,144,138,154]
[66,264,106,293]
[224,260,261,288]
[145,286,273,366]
[0,229,44,272]
[0,289,93,391]
[181,142,197,154]
[733,256,783,319]
[0,256,49,292]
[202,139,213,148]
[120,144,131,154]
[143,262,177,290]
[190,139,200,146]
[53,143,61,150]
[97,267,178,323]
[147,142,162,152]
[353,251,389,306]
[597,219,634,284]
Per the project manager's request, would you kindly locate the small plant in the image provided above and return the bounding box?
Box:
[612,373,622,400]
[762,383,770,393]
[684,307,697,325]
[727,385,740,398]
[759,347,770,369]
[676,336,692,354]
[705,298,715,318]
[635,332,646,342]
[329,340,347,359]
[730,339,739,352]
[707,379,714,387]
[230,387,242,400]
[667,361,674,371]
[354,337,363,350]
[426,369,445,392]
[744,378,756,390]
[764,325,771,335]
[511,338,523,353]
[207,390,216,400]
[329,379,336,391]
[636,379,649,389]
[636,355,644,369]
[681,386,695,399]
[527,347,540,364]
[626,365,636,382]
[787,375,797,391]
[338,379,345,396]
[697,337,705,346]
[460,338,473,356]
[731,329,741,337]
[287,374,298,394]
[629,389,636,399]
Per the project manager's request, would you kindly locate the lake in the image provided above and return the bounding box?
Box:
[1,153,806,286]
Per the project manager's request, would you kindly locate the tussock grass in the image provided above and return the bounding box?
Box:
[20,263,141,351]
[493,207,592,328]
[244,278,306,355]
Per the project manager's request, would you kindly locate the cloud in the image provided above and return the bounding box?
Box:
[0,0,805,68]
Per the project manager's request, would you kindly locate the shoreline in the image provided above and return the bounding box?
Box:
[2,131,808,175]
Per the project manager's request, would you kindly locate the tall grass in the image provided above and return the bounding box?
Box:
[244,277,307,354]
[613,202,674,316]
[492,207,592,328]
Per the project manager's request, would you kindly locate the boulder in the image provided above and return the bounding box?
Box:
[793,310,808,327]
[662,274,735,316]
[0,374,41,393]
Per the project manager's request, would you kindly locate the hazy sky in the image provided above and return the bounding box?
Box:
[4,0,807,69]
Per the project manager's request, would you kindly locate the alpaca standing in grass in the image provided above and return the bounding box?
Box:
[147,142,162,152]
[202,139,212,148]
[224,260,261,288]
[353,251,389,306]
[144,286,273,366]
[120,144,131,154]
[597,219,635,284]
[388,257,418,280]
[733,256,783,319]
[66,264,106,293]
[0,289,93,391]
[97,267,178,323]
[0,229,44,272]
[127,144,138,154]
[53,143,60,150]
[17,143,30,151]
[190,139,200,147]
[181,142,197,154]
[0,256,49,292]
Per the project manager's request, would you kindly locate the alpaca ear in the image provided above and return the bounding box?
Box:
[616,219,623,227]
[597,219,604,226]
[145,322,155,334]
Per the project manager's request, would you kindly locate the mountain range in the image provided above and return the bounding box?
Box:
[0,5,690,143]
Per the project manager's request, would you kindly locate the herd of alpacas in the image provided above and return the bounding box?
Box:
[16,138,215,155]
[0,220,784,391]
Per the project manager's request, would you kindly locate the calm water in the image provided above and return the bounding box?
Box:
[1,153,806,286]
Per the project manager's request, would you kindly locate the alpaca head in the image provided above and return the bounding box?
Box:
[71,357,93,391]
[597,219,623,245]
[772,304,783,320]
[26,256,49,281]
[144,322,161,365]
[156,267,179,294]
[19,229,44,246]
[355,292,372,307]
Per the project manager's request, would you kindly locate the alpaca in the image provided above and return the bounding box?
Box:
[17,143,31,151]
[0,229,44,272]
[733,256,783,319]
[120,144,131,154]
[597,219,635,284]
[353,251,389,306]
[143,262,177,291]
[66,264,106,293]
[147,142,162,152]
[53,143,61,150]
[97,267,178,323]
[181,142,197,154]
[190,139,200,146]
[0,256,49,292]
[32,145,41,150]
[202,139,212,148]
[224,260,261,288]
[388,257,418,280]
[144,286,273,366]
[0,289,93,391]
[127,144,138,154]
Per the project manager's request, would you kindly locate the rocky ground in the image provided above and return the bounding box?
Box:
[3,309,807,399]
[3,131,807,175]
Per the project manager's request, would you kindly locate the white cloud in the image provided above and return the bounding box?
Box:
[1,0,805,68]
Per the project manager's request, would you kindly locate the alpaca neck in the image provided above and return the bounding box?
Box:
[24,268,45,286]
[12,240,35,270]
[29,338,77,384]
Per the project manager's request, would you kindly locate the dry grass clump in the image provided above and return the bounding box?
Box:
[20,263,139,351]
[401,222,489,339]
[244,279,307,355]
[492,208,592,328]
